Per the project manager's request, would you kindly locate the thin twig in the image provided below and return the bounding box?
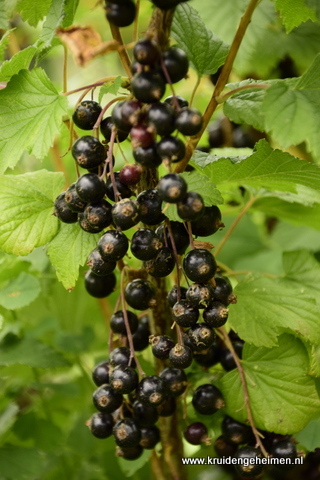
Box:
[186,222,195,250]
[93,95,127,132]
[189,76,201,107]
[63,77,125,96]
[110,24,132,78]
[217,327,268,457]
[133,0,140,43]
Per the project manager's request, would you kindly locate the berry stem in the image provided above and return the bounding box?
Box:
[105,129,120,201]
[159,54,180,111]
[214,196,256,258]
[174,0,261,173]
[62,77,129,96]
[151,451,166,480]
[93,95,128,132]
[186,222,195,250]
[133,0,140,44]
[110,24,133,78]
[165,219,181,300]
[217,327,268,458]
[189,76,201,108]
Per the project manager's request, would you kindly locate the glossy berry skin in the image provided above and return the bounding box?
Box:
[88,412,114,439]
[214,435,238,458]
[72,136,105,169]
[78,213,103,233]
[150,335,175,360]
[157,173,187,203]
[159,367,188,397]
[191,205,223,237]
[132,315,151,351]
[84,271,116,298]
[213,275,235,305]
[131,229,163,261]
[164,95,189,109]
[233,126,255,148]
[132,400,159,427]
[87,248,116,276]
[92,360,110,386]
[130,124,154,150]
[54,193,78,223]
[140,425,160,449]
[120,100,142,128]
[111,101,133,133]
[131,72,166,104]
[75,174,106,203]
[169,344,193,369]
[208,121,224,148]
[98,230,129,261]
[156,221,189,255]
[157,136,186,163]
[72,100,102,130]
[172,300,199,327]
[93,384,123,413]
[183,248,217,283]
[188,323,215,352]
[110,310,139,336]
[186,283,215,308]
[110,346,136,368]
[136,189,165,225]
[143,246,175,278]
[100,116,129,143]
[157,397,176,416]
[109,365,138,394]
[65,183,87,212]
[133,144,163,169]
[105,1,136,28]
[116,445,143,460]
[234,446,263,478]
[151,0,184,9]
[270,440,297,470]
[125,279,156,310]
[167,285,187,307]
[106,172,132,202]
[113,418,141,448]
[162,47,189,83]
[119,164,142,186]
[193,341,221,367]
[83,200,112,229]
[220,340,244,371]
[222,416,253,445]
[137,375,167,407]
[146,102,176,137]
[192,384,225,415]
[184,422,208,445]
[203,301,229,328]
[175,108,203,136]
[112,198,141,230]
[133,38,160,65]
[177,191,205,222]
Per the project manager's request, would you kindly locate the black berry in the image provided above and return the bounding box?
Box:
[83,199,112,229]
[169,343,193,369]
[110,310,139,336]
[188,323,215,352]
[157,136,186,163]
[270,440,297,471]
[72,136,105,169]
[186,283,215,308]
[105,1,136,28]
[125,279,156,310]
[143,246,175,277]
[192,384,225,415]
[156,221,189,254]
[72,100,102,130]
[136,375,167,407]
[184,422,208,445]
[106,172,132,202]
[191,206,223,237]
[222,416,253,445]
[172,300,199,327]
[167,285,187,307]
[146,102,176,137]
[109,365,139,394]
[162,47,189,84]
[132,400,159,427]
[75,173,106,203]
[93,384,123,413]
[177,191,205,222]
[98,230,129,261]
[112,198,141,230]
[133,144,163,169]
[164,95,189,109]
[131,228,163,261]
[131,72,166,104]
[157,173,187,203]
[119,164,142,186]
[136,189,165,225]
[234,446,263,478]
[88,412,114,439]
[132,315,151,352]
[84,271,116,298]
[65,183,87,212]
[87,248,116,276]
[159,367,188,397]
[203,301,229,328]
[92,360,110,386]
[54,193,78,224]
[133,38,160,65]
[150,335,175,360]
[113,418,141,447]
[183,248,217,283]
[100,116,129,143]
[175,107,203,136]
[140,425,160,449]
[109,346,135,368]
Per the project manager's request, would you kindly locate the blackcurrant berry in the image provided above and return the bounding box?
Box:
[65,183,87,212]
[113,418,141,447]
[136,189,165,225]
[234,446,263,478]
[188,323,215,352]
[186,283,215,308]
[75,173,106,203]
[87,248,116,276]
[131,228,163,261]
[183,248,217,283]
[157,397,176,417]
[73,100,102,130]
[162,47,189,84]
[72,136,105,169]
[112,198,141,230]
[132,315,151,352]
[143,246,175,277]
[88,412,114,439]
[120,100,142,129]
[233,126,255,148]
[175,107,203,136]
[110,310,139,336]
[146,102,176,137]
[214,435,237,458]
[110,346,135,368]
[93,384,123,413]
[208,120,224,148]
[157,136,186,163]
[109,365,139,394]
[151,0,181,9]
[133,144,163,169]
[157,173,187,203]
[167,285,187,307]
[132,400,159,427]
[119,164,142,186]
[220,340,244,371]
[98,229,129,261]
[106,172,133,202]
[140,425,160,449]
[133,38,160,65]
[100,116,129,143]
[192,384,225,415]
[116,445,143,460]
[78,213,103,233]
[164,95,189,109]
[105,1,136,28]
[111,101,133,133]
[92,360,110,386]
[169,343,193,369]
[159,367,188,397]
[203,301,229,328]
[213,275,236,305]
[84,271,116,298]
[54,193,78,223]
[136,375,167,407]
[270,440,297,471]
[177,191,205,222]
[222,416,253,445]
[191,205,223,237]
[125,279,156,310]
[130,124,154,150]
[156,221,189,254]
[172,300,199,327]
[150,335,175,360]
[131,72,166,104]
[83,199,112,229]
[193,341,221,367]
[184,422,208,445]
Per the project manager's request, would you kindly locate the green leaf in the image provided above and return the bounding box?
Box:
[296,417,320,450]
[0,338,69,367]
[282,250,320,302]
[0,45,37,82]
[62,0,80,27]
[98,76,124,104]
[192,140,320,202]
[38,0,66,48]
[0,170,64,255]
[13,412,65,452]
[0,0,18,29]
[171,3,229,76]
[0,272,41,309]
[0,445,46,480]
[0,68,68,173]
[228,273,320,347]
[273,0,317,33]
[47,223,101,290]
[0,28,13,62]
[16,0,51,26]
[220,335,320,434]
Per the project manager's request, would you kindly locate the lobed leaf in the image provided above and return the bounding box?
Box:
[273,0,317,33]
[0,272,41,309]
[0,45,37,82]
